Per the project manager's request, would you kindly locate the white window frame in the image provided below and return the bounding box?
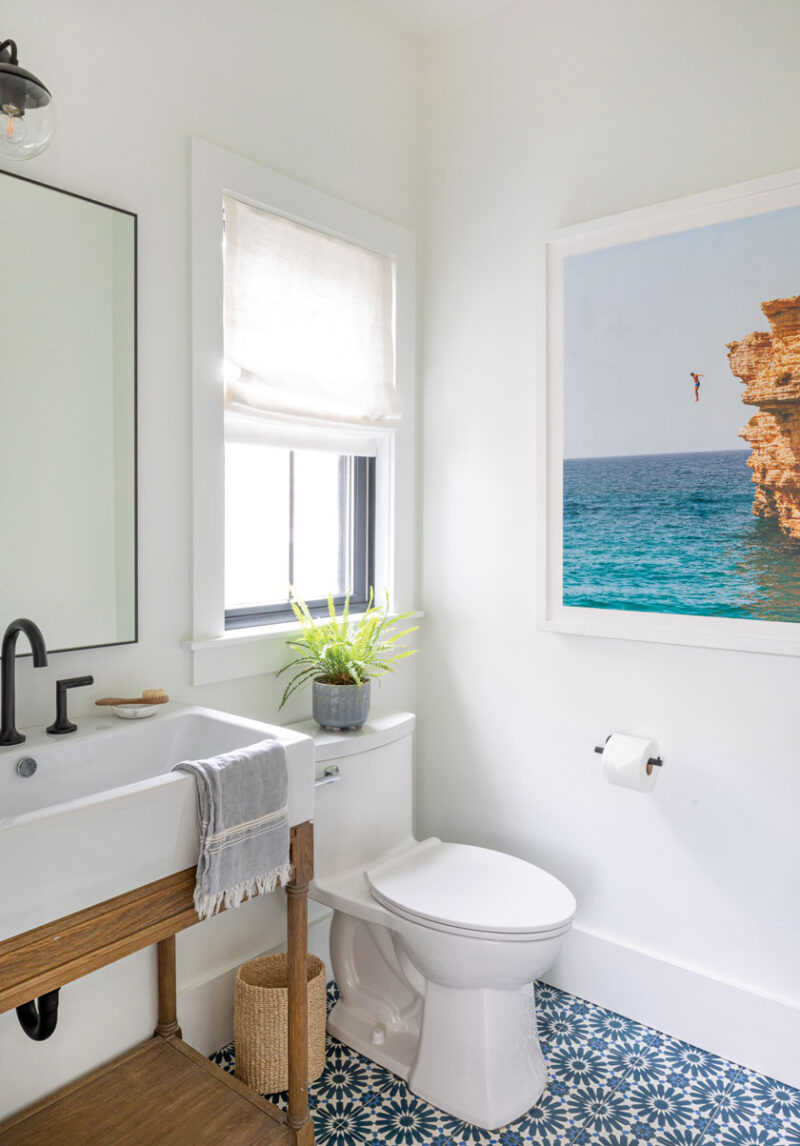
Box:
[187,139,416,685]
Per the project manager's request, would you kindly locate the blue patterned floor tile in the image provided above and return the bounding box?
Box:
[372,1095,488,1145]
[314,1097,376,1144]
[599,1040,658,1086]
[536,982,587,1016]
[547,1043,617,1091]
[614,1074,713,1136]
[640,1035,739,1088]
[579,1001,654,1053]
[211,979,798,1146]
[566,1085,635,1141]
[735,1069,800,1124]
[538,1006,593,1052]
[698,1066,800,1146]
[678,1074,741,1131]
[318,1035,402,1100]
[512,1088,584,1144]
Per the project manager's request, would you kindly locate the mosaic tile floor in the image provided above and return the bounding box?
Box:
[210,981,800,1146]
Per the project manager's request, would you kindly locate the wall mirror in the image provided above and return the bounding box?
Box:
[0,170,136,653]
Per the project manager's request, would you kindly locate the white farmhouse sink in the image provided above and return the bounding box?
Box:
[0,704,315,942]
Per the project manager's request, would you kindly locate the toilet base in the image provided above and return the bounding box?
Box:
[330,982,547,1130]
[408,981,546,1129]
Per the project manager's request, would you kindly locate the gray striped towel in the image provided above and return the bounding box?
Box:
[173,738,291,920]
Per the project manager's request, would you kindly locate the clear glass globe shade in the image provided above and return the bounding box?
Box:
[0,100,55,160]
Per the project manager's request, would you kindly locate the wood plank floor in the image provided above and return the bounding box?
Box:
[0,1036,293,1145]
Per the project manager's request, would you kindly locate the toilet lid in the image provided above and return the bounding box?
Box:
[366,840,576,936]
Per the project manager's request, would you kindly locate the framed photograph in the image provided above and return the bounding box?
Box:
[540,168,800,655]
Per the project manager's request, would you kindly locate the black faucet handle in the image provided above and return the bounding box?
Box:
[47,676,94,736]
[59,676,94,691]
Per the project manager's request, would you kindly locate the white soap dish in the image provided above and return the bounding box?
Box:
[112,704,159,720]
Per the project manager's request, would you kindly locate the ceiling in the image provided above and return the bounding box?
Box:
[357,0,519,38]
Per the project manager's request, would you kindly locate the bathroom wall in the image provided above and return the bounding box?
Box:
[417,0,800,1085]
[0,0,418,1117]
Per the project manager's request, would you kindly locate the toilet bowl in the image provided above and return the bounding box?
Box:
[293,711,576,1131]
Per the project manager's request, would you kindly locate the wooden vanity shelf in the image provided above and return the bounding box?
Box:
[0,822,315,1146]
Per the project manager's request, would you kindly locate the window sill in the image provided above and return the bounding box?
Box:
[184,611,424,686]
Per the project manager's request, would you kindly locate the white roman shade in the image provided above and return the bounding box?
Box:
[223,196,399,451]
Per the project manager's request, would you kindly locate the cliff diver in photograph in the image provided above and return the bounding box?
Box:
[690,371,704,401]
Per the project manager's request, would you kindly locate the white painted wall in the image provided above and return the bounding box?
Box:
[417,0,800,1084]
[0,0,418,1117]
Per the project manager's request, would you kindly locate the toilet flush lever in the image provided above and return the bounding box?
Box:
[315,764,341,787]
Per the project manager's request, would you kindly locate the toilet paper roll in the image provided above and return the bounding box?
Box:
[602,733,659,792]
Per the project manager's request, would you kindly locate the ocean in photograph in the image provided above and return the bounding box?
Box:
[563,448,800,621]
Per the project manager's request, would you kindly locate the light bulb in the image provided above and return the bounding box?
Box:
[0,100,53,159]
[1,105,27,148]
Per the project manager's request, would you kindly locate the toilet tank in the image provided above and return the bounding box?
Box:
[290,710,415,879]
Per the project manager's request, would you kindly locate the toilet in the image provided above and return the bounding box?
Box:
[294,710,576,1131]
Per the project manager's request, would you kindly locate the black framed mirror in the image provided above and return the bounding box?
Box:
[0,168,137,653]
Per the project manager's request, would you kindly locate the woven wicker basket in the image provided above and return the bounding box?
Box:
[234,953,326,1094]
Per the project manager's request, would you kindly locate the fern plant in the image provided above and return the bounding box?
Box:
[277,590,417,709]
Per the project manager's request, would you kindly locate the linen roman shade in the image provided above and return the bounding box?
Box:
[223,196,399,452]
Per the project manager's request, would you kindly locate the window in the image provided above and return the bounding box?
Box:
[224,446,375,626]
[190,141,415,680]
[222,196,396,626]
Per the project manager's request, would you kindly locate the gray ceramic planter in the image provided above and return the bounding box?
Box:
[312,679,371,731]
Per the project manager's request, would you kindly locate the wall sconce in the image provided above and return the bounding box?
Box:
[0,39,54,160]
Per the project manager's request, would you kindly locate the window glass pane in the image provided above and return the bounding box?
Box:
[292,450,348,601]
[225,442,369,617]
[225,442,290,609]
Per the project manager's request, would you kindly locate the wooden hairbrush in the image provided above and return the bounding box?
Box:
[95,689,169,706]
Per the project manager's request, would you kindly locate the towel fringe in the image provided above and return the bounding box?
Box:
[194,861,293,920]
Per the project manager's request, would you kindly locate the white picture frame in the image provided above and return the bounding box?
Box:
[539,167,800,657]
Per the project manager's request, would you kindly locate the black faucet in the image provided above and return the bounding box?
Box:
[0,619,48,747]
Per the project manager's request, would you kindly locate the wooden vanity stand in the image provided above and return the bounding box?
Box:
[0,821,315,1145]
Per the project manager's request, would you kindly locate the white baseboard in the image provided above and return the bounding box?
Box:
[544,924,800,1089]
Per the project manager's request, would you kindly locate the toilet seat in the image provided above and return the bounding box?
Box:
[366,838,576,939]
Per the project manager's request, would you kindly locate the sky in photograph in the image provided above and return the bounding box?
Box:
[563,203,800,459]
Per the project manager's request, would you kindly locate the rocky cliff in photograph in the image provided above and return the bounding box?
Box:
[728,295,800,540]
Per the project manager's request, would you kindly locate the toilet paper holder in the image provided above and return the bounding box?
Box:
[593,738,664,775]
